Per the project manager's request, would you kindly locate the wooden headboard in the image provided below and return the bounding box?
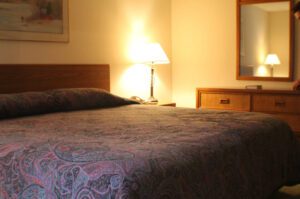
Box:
[0,64,110,94]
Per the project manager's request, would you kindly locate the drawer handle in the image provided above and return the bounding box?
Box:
[275,101,286,107]
[220,99,230,104]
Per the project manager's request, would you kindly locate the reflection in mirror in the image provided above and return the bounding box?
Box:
[238,1,292,80]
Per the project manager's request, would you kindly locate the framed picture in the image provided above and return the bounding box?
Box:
[0,0,69,42]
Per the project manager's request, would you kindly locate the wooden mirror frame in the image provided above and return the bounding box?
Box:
[236,0,294,81]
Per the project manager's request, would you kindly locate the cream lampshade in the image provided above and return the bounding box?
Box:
[142,43,170,104]
[264,54,280,77]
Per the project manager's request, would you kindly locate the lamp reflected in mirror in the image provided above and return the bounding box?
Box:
[264,54,281,77]
[237,0,293,81]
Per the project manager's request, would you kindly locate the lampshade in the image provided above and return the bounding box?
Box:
[142,43,170,65]
[264,54,281,66]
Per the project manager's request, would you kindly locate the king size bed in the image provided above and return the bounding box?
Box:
[0,64,299,199]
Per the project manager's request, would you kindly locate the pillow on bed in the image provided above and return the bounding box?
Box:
[0,91,57,119]
[47,88,138,111]
[0,88,138,119]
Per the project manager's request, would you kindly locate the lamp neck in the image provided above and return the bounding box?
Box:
[151,62,155,68]
[150,67,154,97]
[147,63,158,103]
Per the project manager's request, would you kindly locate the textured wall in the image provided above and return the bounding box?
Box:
[0,0,172,103]
[172,0,299,107]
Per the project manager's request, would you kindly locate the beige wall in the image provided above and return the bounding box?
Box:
[0,0,172,103]
[172,0,300,108]
[1,0,299,108]
[269,11,289,77]
[241,5,269,76]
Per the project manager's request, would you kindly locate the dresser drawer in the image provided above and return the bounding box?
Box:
[200,93,251,111]
[252,94,300,114]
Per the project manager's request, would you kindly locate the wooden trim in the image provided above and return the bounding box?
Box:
[0,64,110,94]
[236,0,241,81]
[196,88,200,108]
[239,0,292,4]
[197,88,300,95]
[236,0,294,82]
[250,92,253,111]
[237,76,293,81]
[159,103,176,107]
[290,0,295,80]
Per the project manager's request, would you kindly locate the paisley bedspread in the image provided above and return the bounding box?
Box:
[0,105,300,199]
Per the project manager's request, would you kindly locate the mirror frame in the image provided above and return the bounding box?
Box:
[236,0,294,81]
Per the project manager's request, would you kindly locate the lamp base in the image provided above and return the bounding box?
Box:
[146,96,158,105]
[270,67,274,77]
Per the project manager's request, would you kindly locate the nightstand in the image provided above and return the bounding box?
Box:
[158,103,176,107]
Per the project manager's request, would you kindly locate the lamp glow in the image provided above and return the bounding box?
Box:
[264,54,280,77]
[264,54,281,66]
[142,43,170,65]
[140,43,169,104]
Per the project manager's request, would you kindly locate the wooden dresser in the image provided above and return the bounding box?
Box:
[196,88,300,138]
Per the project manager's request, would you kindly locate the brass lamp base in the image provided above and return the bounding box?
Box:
[146,96,158,104]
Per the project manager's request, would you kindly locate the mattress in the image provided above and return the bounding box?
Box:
[0,88,299,199]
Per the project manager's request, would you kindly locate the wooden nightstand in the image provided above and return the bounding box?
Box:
[158,102,176,107]
[141,102,176,107]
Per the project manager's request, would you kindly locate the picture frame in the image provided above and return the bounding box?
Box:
[0,0,69,42]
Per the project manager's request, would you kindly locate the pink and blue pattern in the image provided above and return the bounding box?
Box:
[0,89,299,199]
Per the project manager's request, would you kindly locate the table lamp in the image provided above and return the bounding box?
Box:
[264,54,280,77]
[143,43,170,104]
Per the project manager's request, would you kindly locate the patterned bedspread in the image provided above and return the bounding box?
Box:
[0,105,299,199]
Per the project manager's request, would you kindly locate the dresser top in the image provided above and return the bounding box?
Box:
[197,88,300,95]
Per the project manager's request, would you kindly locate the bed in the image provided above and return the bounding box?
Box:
[0,64,299,199]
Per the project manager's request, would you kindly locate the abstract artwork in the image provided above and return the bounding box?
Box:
[0,0,68,42]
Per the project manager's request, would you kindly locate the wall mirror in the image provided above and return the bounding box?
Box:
[237,0,294,81]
